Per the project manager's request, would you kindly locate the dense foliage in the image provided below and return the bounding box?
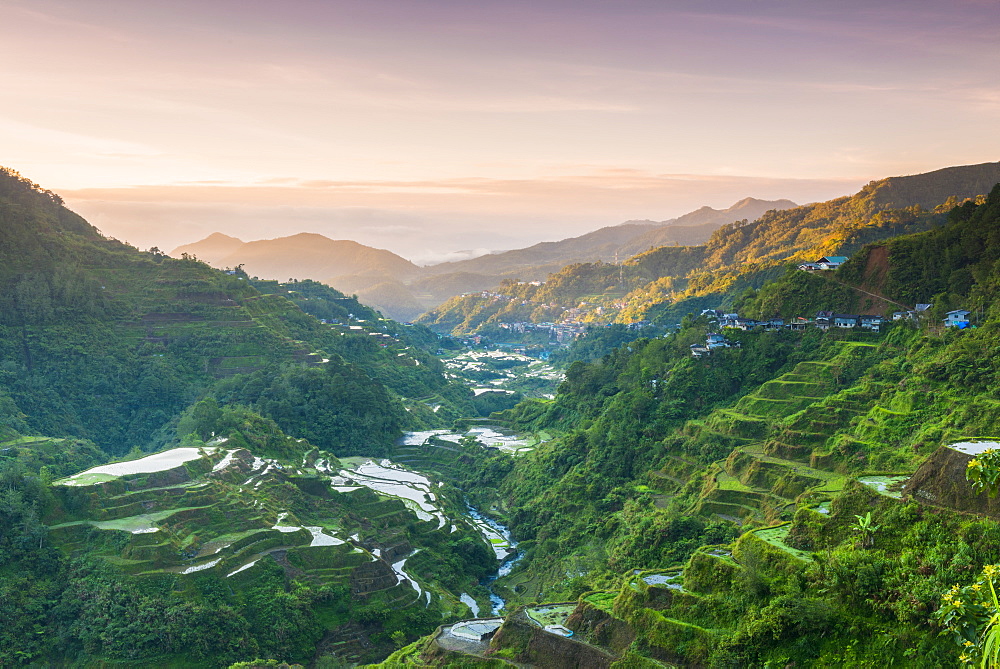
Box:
[7,166,1000,667]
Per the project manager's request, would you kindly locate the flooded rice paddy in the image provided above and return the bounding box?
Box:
[949,441,1000,456]
[401,427,540,456]
[57,447,215,485]
[857,475,908,498]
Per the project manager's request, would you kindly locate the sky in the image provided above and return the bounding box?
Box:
[2,0,999,264]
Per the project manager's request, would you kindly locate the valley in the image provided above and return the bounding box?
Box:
[5,165,1000,667]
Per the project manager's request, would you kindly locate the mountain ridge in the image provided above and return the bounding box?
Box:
[418,161,1000,333]
[173,196,796,321]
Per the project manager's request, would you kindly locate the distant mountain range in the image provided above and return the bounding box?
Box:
[418,161,1000,333]
[171,197,796,321]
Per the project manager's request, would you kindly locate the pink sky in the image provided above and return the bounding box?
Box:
[2,0,998,262]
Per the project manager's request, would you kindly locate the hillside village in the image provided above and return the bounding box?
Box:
[690,304,974,357]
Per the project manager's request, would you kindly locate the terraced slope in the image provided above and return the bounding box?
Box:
[41,441,505,664]
[687,342,880,522]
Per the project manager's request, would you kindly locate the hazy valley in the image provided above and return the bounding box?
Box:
[7,161,1000,668]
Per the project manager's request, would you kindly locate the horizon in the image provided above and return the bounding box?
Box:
[3,0,999,262]
[168,193,809,267]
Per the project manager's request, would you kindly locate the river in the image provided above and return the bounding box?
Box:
[466,504,523,615]
[338,443,523,617]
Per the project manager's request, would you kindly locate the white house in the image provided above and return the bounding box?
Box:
[818,256,849,270]
[859,315,883,331]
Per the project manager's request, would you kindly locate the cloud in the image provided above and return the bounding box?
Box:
[0,118,161,158]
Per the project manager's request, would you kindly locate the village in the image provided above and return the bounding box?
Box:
[690,306,975,357]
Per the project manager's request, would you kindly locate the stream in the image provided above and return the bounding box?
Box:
[466,504,523,615]
[338,441,524,618]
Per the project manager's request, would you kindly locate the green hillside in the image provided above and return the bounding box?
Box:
[380,185,1000,666]
[0,167,504,666]
[1,414,502,666]
[0,168,472,457]
[420,162,1000,334]
[10,167,1000,668]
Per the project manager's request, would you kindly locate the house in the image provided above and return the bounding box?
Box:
[798,256,849,271]
[706,333,729,349]
[892,311,908,321]
[690,343,711,358]
[785,316,812,330]
[761,317,784,331]
[944,309,972,328]
[718,314,741,328]
[859,315,883,331]
[732,318,759,331]
[833,314,859,328]
[815,311,834,330]
[818,256,849,270]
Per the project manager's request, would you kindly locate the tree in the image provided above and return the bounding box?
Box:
[967,449,1000,498]
[852,512,879,549]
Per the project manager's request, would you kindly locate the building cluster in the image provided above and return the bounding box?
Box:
[496,321,587,342]
[692,309,885,357]
[701,310,886,333]
[692,304,975,357]
[890,305,974,328]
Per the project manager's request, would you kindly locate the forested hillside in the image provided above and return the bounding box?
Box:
[0,167,499,666]
[383,184,1000,666]
[420,162,1000,333]
[8,166,1000,668]
[0,168,470,456]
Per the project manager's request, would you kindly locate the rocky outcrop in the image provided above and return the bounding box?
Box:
[565,601,635,656]
[904,444,1000,517]
[350,558,399,596]
[488,609,617,669]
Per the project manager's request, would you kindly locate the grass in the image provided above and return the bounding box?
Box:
[752,524,813,562]
[54,472,118,486]
[584,591,618,612]
[526,604,577,628]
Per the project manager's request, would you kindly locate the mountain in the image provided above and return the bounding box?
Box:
[10,162,1000,667]
[170,197,795,321]
[172,232,426,319]
[0,167,470,456]
[170,230,244,263]
[616,196,798,257]
[866,161,1000,210]
[421,196,797,280]
[388,182,1000,667]
[419,162,1000,333]
[173,231,421,281]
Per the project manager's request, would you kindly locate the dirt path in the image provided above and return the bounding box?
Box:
[819,274,913,311]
